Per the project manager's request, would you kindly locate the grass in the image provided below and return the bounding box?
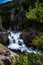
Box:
[32,35,43,49]
[11,52,43,65]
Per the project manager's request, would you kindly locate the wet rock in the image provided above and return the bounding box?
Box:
[18,41,22,46]
[13,39,15,43]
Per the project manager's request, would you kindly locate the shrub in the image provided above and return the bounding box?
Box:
[26,0,43,22]
[12,52,43,65]
[32,35,43,49]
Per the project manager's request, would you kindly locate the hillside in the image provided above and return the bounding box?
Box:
[0,0,43,65]
[0,43,17,65]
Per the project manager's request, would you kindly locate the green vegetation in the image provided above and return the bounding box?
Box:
[0,0,42,29]
[32,35,43,49]
[12,52,43,65]
[0,0,36,29]
[26,0,43,22]
[0,0,43,30]
[0,0,43,65]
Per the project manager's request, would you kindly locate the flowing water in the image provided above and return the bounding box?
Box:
[8,31,42,54]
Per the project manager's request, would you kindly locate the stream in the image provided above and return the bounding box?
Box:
[8,31,42,54]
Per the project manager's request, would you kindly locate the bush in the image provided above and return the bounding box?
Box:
[12,52,43,65]
[32,35,43,49]
[26,0,43,22]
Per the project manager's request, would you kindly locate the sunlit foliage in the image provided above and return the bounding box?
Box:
[32,34,43,49]
[12,52,43,65]
[26,0,43,22]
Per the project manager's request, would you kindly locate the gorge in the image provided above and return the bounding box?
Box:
[0,0,43,65]
[0,0,43,54]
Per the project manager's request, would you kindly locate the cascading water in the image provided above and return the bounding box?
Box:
[8,31,42,54]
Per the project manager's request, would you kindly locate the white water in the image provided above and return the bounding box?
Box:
[8,31,42,54]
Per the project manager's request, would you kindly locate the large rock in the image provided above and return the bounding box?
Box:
[20,29,39,47]
[0,50,11,65]
[0,28,9,45]
[0,43,17,65]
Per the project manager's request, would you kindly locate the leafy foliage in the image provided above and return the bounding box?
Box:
[32,35,43,48]
[26,0,43,22]
[0,0,37,30]
[12,52,43,65]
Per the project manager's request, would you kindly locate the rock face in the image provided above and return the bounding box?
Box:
[0,44,11,65]
[0,28,9,45]
[11,22,23,31]
[0,55,11,65]
[20,29,39,47]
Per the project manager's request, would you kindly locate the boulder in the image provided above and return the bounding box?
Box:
[0,29,9,45]
[0,43,17,65]
[2,57,11,65]
[0,53,11,65]
[20,29,39,47]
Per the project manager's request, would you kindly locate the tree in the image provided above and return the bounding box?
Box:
[26,0,43,22]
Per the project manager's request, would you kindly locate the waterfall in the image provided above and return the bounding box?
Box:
[8,31,42,54]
